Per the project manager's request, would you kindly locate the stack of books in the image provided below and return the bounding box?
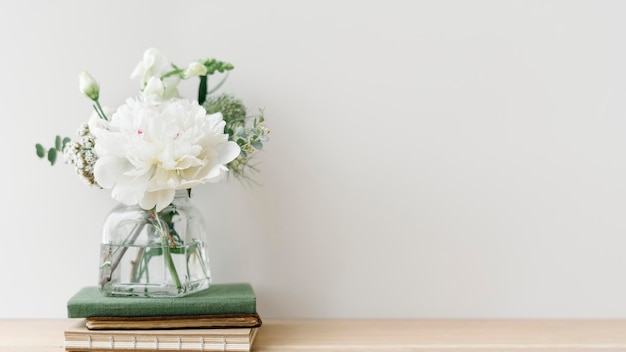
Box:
[63,283,262,351]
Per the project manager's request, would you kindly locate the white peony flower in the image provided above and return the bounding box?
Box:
[92,97,241,211]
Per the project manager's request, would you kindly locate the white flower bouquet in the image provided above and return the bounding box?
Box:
[36,48,270,296]
[37,48,269,208]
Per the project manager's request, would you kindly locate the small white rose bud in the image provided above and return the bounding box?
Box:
[79,71,100,101]
[183,61,208,79]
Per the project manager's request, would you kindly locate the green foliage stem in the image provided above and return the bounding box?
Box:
[204,94,269,182]
[198,75,208,106]
[36,135,71,166]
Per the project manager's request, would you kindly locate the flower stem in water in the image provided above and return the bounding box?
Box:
[150,209,182,290]
[100,222,145,288]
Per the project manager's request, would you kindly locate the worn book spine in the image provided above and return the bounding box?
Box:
[85,313,263,330]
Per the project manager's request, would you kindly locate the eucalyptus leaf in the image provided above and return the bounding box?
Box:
[55,135,62,150]
[35,144,45,158]
[47,148,57,165]
[252,141,263,150]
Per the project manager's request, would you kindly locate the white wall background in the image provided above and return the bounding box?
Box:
[2,0,626,318]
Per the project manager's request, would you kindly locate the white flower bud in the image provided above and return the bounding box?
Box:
[183,61,208,79]
[79,71,100,101]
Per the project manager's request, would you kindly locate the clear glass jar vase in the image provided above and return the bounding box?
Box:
[99,190,211,297]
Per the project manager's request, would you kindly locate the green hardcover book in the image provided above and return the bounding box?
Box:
[67,283,257,318]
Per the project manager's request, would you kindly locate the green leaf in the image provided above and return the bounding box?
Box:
[35,144,45,158]
[252,141,263,150]
[62,137,71,150]
[55,135,62,150]
[47,148,57,165]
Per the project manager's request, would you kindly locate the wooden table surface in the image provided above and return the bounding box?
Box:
[2,319,626,351]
